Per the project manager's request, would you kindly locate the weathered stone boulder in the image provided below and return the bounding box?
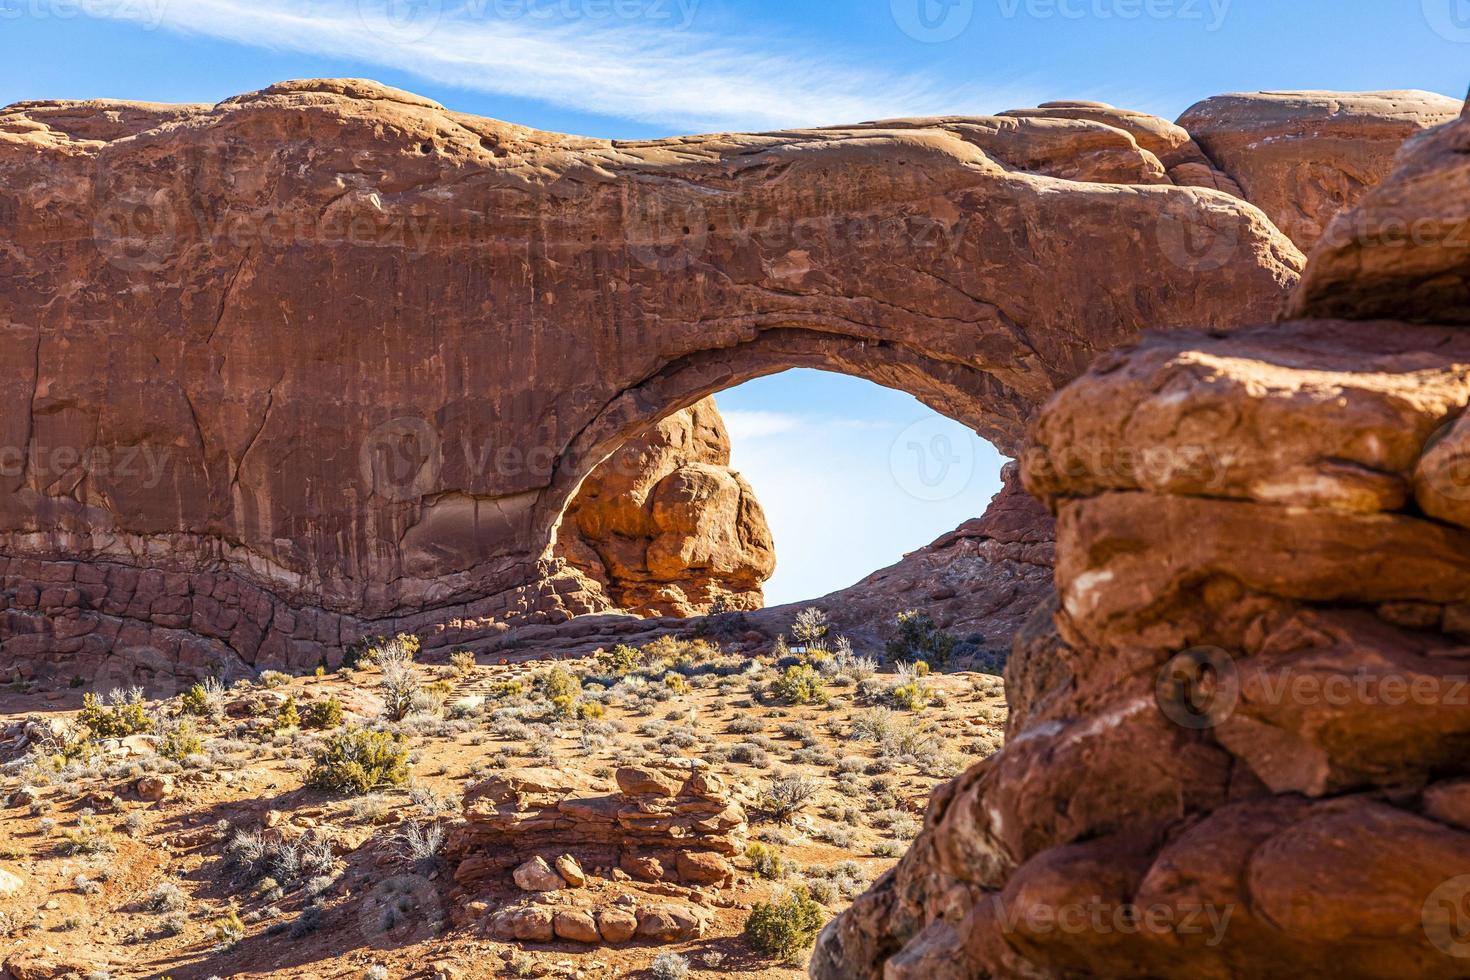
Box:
[812,100,1470,980]
[557,397,774,617]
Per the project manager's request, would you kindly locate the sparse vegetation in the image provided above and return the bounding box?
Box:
[744,887,826,960]
[769,664,828,706]
[307,728,411,794]
[887,610,957,670]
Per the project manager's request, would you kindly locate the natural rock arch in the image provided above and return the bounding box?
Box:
[4,79,1452,679]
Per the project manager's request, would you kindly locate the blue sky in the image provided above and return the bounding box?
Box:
[2,1,1464,604]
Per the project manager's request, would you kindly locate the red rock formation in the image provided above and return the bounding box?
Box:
[1178,90,1462,251]
[555,397,774,617]
[813,100,1470,980]
[1,79,1310,682]
[445,764,747,892]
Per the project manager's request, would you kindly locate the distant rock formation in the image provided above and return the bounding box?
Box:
[556,397,774,617]
[813,94,1470,980]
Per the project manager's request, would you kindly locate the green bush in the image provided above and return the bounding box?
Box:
[307,727,410,795]
[886,610,956,669]
[264,696,301,733]
[301,698,344,731]
[157,719,203,761]
[745,841,787,880]
[744,888,825,960]
[541,666,580,702]
[769,665,828,706]
[180,684,213,718]
[79,690,151,738]
[594,644,641,676]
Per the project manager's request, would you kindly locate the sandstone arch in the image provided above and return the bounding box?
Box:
[5,78,1452,680]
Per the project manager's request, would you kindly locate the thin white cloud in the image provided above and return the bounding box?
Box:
[721,409,804,441]
[71,0,1042,132]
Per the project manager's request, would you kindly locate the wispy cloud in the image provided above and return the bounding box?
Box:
[722,409,804,441]
[70,0,1040,132]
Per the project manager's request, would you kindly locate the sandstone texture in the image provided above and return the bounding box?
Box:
[555,397,774,617]
[813,101,1470,980]
[0,79,1444,685]
[446,763,746,892]
[1178,90,1462,251]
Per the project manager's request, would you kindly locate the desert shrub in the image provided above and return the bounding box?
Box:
[729,715,763,735]
[211,909,246,949]
[358,633,420,670]
[307,728,410,794]
[541,666,580,702]
[650,952,690,980]
[301,698,344,730]
[59,815,113,856]
[79,689,150,738]
[157,719,203,762]
[488,680,525,700]
[258,670,291,689]
[380,661,420,723]
[886,610,956,669]
[180,683,216,718]
[745,841,787,879]
[144,882,185,912]
[663,673,690,696]
[744,888,825,960]
[791,607,830,650]
[267,696,301,733]
[763,774,821,821]
[389,819,445,869]
[769,665,828,706]
[594,644,642,676]
[450,650,477,676]
[888,662,933,712]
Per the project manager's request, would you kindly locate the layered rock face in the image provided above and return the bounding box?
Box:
[555,397,775,617]
[445,764,747,891]
[813,99,1470,980]
[1,79,1321,682]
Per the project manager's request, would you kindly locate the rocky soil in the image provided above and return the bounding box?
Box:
[0,626,1003,979]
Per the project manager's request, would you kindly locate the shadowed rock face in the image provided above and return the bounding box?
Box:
[813,101,1470,980]
[3,77,1440,684]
